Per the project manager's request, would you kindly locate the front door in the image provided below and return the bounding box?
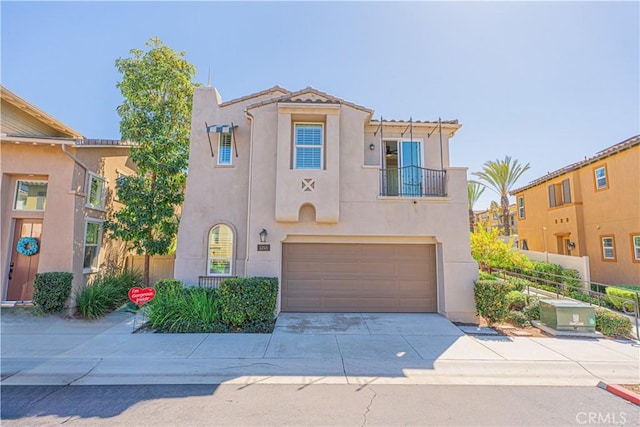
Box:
[6,219,42,301]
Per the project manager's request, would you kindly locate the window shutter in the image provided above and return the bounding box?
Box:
[562,179,571,204]
[548,184,556,208]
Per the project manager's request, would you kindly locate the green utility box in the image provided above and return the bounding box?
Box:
[539,299,596,332]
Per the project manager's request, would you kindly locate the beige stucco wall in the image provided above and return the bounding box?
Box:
[515,144,640,285]
[175,86,478,322]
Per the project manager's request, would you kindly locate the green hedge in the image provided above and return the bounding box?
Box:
[506,310,529,327]
[605,286,640,312]
[146,277,279,333]
[33,272,73,313]
[219,277,278,330]
[523,296,540,320]
[478,271,497,281]
[595,308,633,337]
[505,290,526,311]
[474,279,511,325]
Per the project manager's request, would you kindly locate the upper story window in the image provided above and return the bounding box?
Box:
[548,178,571,208]
[14,180,47,211]
[594,165,608,190]
[208,224,233,276]
[517,196,525,219]
[601,235,616,261]
[86,172,106,210]
[218,133,233,165]
[632,234,640,263]
[294,123,323,169]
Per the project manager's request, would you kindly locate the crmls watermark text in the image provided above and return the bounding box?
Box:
[575,412,627,425]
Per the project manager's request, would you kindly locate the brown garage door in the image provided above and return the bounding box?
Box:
[281,243,437,312]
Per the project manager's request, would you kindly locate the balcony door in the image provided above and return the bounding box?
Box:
[383,140,423,196]
[400,140,423,196]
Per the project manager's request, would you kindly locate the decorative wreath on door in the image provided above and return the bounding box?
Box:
[16,237,39,256]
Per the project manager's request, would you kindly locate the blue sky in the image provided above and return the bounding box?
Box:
[2,1,638,210]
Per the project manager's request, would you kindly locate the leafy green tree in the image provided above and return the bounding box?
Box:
[106,37,196,285]
[473,156,530,236]
[467,181,485,232]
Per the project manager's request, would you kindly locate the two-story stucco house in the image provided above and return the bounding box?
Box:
[511,135,640,286]
[175,85,477,322]
[1,85,136,305]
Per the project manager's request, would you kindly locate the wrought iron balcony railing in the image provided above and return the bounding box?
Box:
[379,166,446,197]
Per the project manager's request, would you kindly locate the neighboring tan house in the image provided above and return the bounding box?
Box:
[175,85,478,322]
[0,85,136,304]
[473,202,518,236]
[511,135,640,286]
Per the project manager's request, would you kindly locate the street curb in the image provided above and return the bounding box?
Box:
[597,381,640,405]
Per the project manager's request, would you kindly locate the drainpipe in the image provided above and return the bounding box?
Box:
[61,143,88,193]
[244,109,255,276]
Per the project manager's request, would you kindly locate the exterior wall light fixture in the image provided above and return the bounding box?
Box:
[259,229,268,243]
[369,143,375,151]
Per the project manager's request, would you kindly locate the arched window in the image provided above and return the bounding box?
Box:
[208,224,233,276]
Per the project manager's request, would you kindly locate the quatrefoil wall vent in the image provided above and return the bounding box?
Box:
[301,178,315,192]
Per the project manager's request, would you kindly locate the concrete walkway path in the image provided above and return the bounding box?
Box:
[1,310,638,386]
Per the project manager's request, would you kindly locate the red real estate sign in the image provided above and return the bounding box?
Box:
[128,287,156,306]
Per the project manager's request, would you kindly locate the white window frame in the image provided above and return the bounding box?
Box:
[294,122,324,170]
[13,180,48,211]
[517,196,525,219]
[86,172,106,210]
[83,219,104,273]
[594,166,607,190]
[207,224,234,276]
[632,235,640,262]
[217,132,233,166]
[601,236,615,261]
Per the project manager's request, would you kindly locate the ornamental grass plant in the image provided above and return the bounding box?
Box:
[76,269,143,319]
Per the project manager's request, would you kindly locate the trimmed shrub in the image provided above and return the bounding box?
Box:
[505,290,526,311]
[595,308,633,337]
[505,276,534,292]
[562,269,581,288]
[506,310,530,327]
[219,277,278,329]
[154,279,184,293]
[523,297,541,321]
[33,272,73,313]
[606,286,640,313]
[478,270,496,281]
[473,279,511,325]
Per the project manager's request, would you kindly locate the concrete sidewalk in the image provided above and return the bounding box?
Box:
[1,311,638,387]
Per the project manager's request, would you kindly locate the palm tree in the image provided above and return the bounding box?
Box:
[467,181,485,232]
[473,156,530,236]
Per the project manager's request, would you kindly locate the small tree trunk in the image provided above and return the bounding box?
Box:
[143,253,150,286]
[501,194,510,236]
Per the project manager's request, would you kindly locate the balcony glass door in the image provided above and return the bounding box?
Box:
[400,140,422,196]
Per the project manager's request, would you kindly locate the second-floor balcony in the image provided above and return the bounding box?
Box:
[380,166,447,197]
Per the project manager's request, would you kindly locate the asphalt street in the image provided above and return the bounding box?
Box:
[2,384,639,427]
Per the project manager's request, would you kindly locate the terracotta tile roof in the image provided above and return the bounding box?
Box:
[246,86,374,114]
[510,134,640,195]
[219,85,290,108]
